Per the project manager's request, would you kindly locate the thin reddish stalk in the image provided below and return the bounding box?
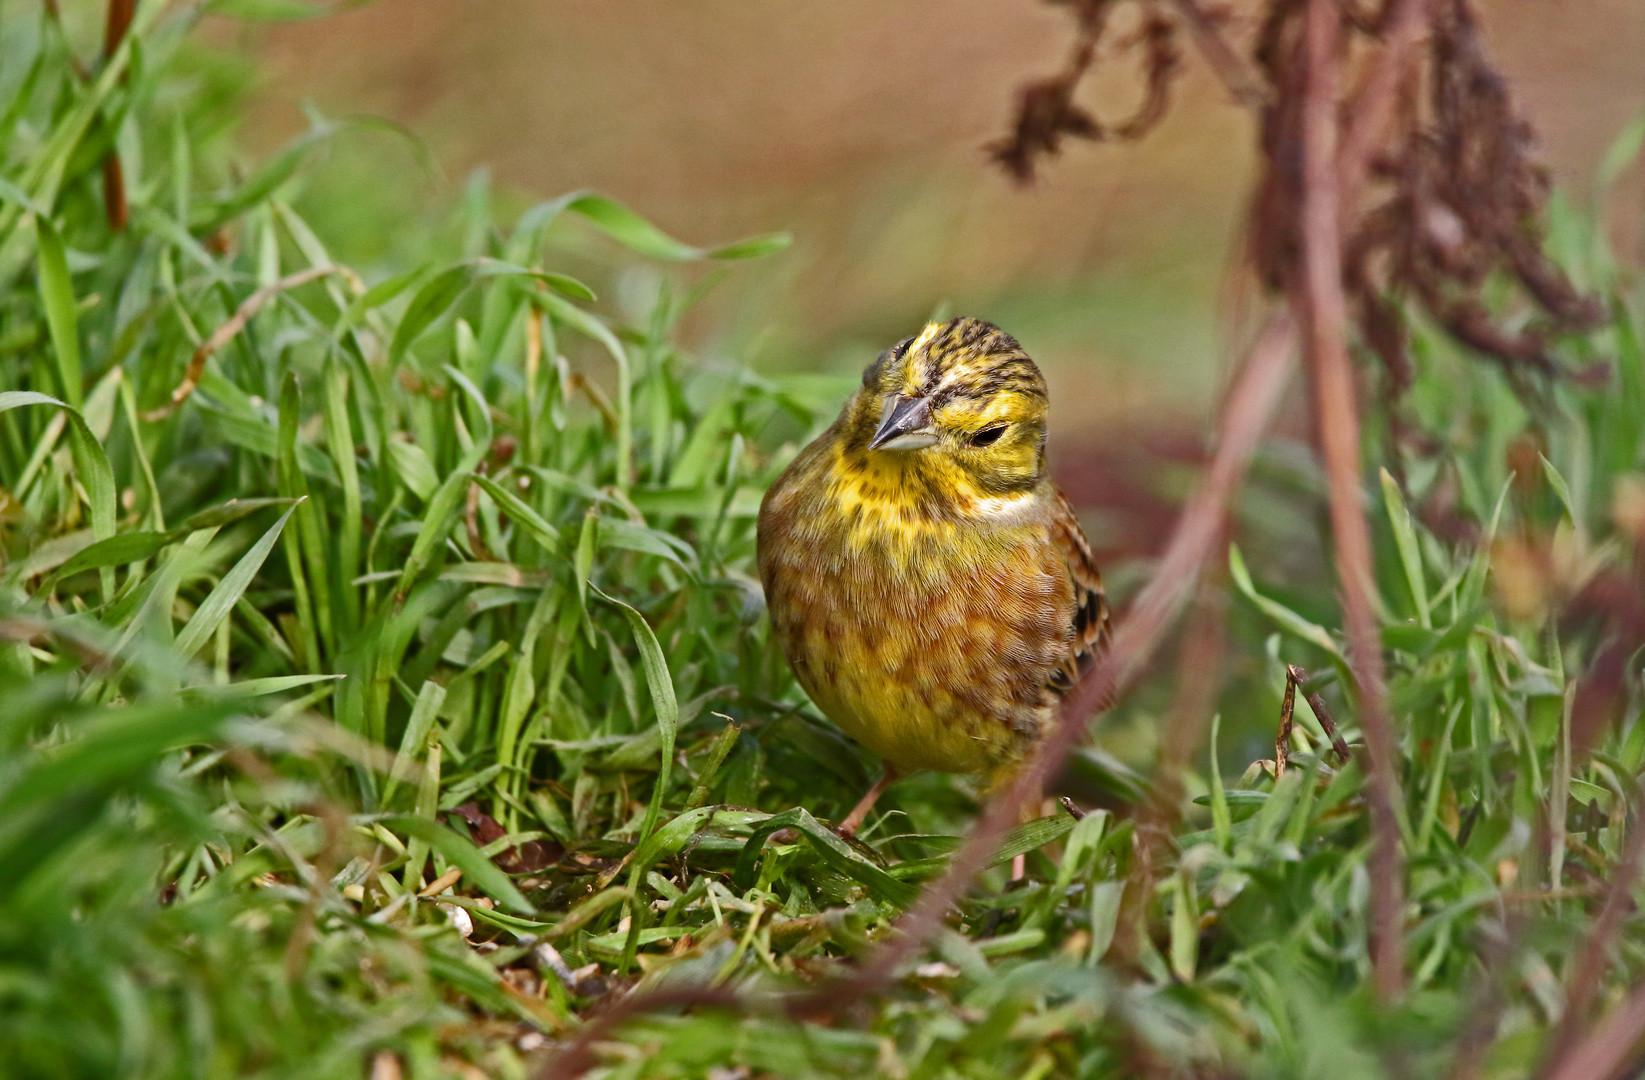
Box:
[1546,784,1645,1065]
[533,310,1298,1080]
[1114,575,1228,964]
[103,0,136,52]
[140,265,341,421]
[539,986,745,1080]
[1540,981,1645,1080]
[1296,0,1406,1002]
[101,0,138,231]
[1335,0,1432,200]
[1168,0,1272,108]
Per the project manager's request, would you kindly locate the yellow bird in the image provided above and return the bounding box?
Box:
[757,317,1109,835]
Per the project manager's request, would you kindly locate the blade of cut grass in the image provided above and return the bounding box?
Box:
[472,473,561,555]
[403,738,443,892]
[1204,716,1230,848]
[0,391,117,599]
[1228,544,1342,659]
[1416,699,1462,855]
[497,586,559,808]
[1541,453,1578,524]
[684,720,740,811]
[393,471,469,604]
[276,375,322,667]
[34,218,81,409]
[593,585,679,858]
[1381,468,1431,628]
[733,806,919,907]
[174,504,298,660]
[379,814,531,915]
[384,680,449,808]
[540,292,631,491]
[205,673,344,696]
[323,359,362,630]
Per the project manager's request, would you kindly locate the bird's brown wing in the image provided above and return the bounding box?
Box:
[1047,487,1110,696]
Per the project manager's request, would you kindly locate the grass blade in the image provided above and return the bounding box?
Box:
[560,191,790,262]
[34,218,80,409]
[393,471,469,604]
[174,503,298,659]
[1381,468,1431,629]
[1209,713,1232,851]
[323,360,363,630]
[379,814,532,915]
[593,585,679,854]
[1228,544,1342,659]
[472,473,561,555]
[276,375,322,667]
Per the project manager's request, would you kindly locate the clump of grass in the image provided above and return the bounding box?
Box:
[4,3,1645,1078]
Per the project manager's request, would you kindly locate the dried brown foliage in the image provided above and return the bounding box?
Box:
[996,0,1605,405]
[1339,0,1607,402]
[988,0,1185,181]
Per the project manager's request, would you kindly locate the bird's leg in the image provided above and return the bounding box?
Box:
[1009,781,1045,884]
[837,765,899,838]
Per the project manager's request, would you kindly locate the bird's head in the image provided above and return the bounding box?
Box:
[840,317,1049,498]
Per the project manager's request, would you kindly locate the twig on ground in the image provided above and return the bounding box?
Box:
[1276,659,1296,776]
[1286,665,1355,763]
[141,265,343,421]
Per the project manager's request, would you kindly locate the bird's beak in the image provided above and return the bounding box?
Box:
[869,395,938,451]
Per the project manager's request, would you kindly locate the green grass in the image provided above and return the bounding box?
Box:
[3,5,1645,1079]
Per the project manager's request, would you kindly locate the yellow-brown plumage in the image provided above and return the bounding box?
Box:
[757,317,1109,788]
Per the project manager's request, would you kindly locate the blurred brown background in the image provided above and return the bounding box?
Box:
[234,0,1645,482]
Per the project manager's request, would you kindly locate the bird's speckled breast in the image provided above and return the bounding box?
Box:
[757,433,1073,776]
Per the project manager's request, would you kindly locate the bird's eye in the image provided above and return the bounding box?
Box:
[968,424,1009,448]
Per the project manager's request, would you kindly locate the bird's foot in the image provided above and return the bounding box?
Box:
[835,765,899,838]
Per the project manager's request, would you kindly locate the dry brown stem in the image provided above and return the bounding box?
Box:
[1334,0,1431,199]
[1286,664,1355,763]
[1114,576,1228,963]
[101,0,138,231]
[1275,660,1297,775]
[1545,782,1645,1067]
[1540,981,1645,1080]
[1168,0,1272,107]
[141,266,341,422]
[1294,0,1405,1003]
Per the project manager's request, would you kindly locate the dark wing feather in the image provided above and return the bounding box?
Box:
[1047,487,1110,696]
